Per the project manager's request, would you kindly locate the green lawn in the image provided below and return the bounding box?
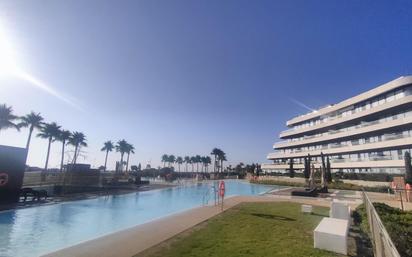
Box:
[135,202,346,257]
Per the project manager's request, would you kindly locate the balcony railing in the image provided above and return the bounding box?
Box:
[269,156,401,166]
[279,116,406,147]
[276,134,412,157]
[280,95,410,137]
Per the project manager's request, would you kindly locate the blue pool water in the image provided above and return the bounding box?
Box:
[0,180,275,257]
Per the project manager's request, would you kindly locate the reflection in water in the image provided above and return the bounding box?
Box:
[0,180,274,257]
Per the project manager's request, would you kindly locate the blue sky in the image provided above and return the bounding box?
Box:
[0,0,412,169]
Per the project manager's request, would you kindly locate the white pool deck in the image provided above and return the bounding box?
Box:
[42,194,358,257]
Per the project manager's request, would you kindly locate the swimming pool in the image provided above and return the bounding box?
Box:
[0,180,275,257]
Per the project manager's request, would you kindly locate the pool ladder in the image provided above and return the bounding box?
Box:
[202,185,218,206]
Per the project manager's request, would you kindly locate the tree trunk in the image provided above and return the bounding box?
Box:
[73,145,79,165]
[120,153,124,172]
[104,150,109,171]
[26,126,33,150]
[60,140,66,172]
[44,137,52,171]
[126,153,130,173]
[213,155,216,172]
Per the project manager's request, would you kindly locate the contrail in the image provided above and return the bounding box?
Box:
[289,98,316,112]
[16,70,83,111]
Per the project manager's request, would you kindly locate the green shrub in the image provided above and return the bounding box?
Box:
[251,179,304,188]
[252,179,390,193]
[353,203,412,257]
[334,172,396,182]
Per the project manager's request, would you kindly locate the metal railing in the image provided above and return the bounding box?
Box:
[362,191,401,257]
[202,185,217,206]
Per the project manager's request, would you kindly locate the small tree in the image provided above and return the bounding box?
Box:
[405,151,412,183]
[326,156,332,183]
[289,158,295,178]
[303,156,310,179]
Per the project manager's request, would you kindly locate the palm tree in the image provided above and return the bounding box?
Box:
[162,154,169,168]
[184,156,190,172]
[190,156,196,172]
[101,141,114,171]
[37,122,61,171]
[202,156,211,172]
[200,156,207,172]
[218,151,227,172]
[176,156,183,172]
[168,155,176,168]
[0,104,20,134]
[195,155,201,172]
[57,129,71,172]
[211,148,220,173]
[125,143,135,173]
[19,112,44,152]
[116,139,128,172]
[69,132,87,165]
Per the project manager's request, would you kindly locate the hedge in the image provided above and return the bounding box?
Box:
[353,203,412,257]
[251,179,390,193]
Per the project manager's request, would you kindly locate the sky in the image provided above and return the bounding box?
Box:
[0,0,412,170]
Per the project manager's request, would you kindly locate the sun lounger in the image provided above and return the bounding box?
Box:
[20,188,48,202]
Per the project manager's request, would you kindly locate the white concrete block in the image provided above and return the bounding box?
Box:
[330,202,351,221]
[301,204,313,213]
[314,217,349,255]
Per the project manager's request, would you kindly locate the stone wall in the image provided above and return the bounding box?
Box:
[23,171,63,186]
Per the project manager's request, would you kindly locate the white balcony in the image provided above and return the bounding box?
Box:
[268,136,412,160]
[280,95,412,138]
[285,76,412,127]
[274,115,412,149]
[261,159,404,170]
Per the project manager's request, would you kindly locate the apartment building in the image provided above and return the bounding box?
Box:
[263,76,412,174]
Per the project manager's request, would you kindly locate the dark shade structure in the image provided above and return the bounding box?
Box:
[303,154,311,179]
[326,156,332,183]
[0,145,27,205]
[405,151,412,183]
[289,158,294,178]
[320,152,326,171]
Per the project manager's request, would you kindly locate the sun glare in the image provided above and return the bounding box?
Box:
[0,19,80,109]
[0,21,20,77]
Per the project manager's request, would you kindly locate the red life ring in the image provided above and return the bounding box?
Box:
[219,180,225,197]
[0,173,9,186]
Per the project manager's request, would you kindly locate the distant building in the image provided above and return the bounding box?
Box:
[263,76,412,174]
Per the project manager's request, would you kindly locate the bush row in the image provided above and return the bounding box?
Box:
[353,203,412,257]
[251,179,390,193]
[263,171,401,182]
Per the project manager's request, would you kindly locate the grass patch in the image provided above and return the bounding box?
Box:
[135,202,346,257]
[252,179,389,193]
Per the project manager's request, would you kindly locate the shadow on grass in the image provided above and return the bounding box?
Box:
[310,212,329,218]
[250,213,296,221]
